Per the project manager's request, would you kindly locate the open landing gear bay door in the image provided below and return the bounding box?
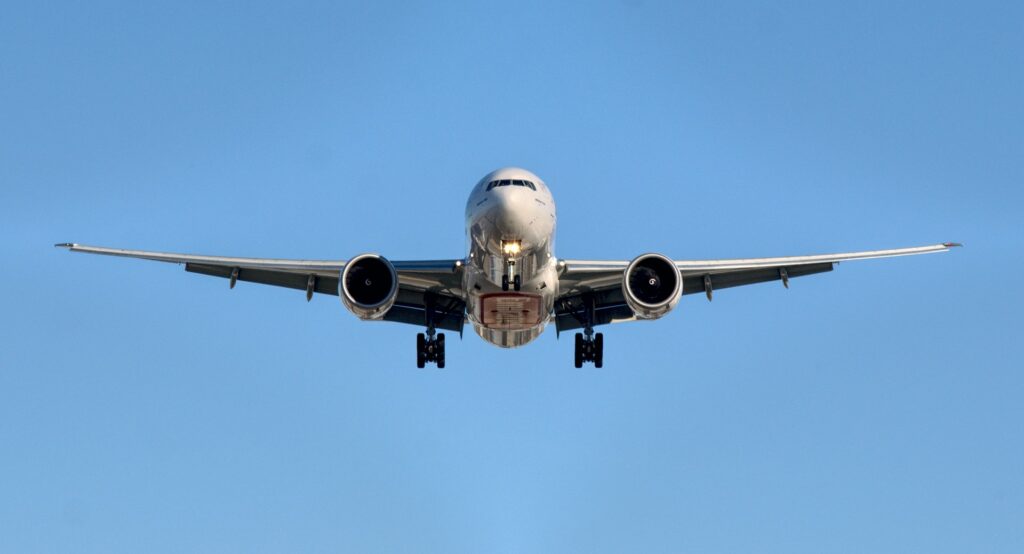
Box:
[554,243,959,333]
[56,244,467,332]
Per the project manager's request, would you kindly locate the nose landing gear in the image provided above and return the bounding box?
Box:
[502,274,522,291]
[501,259,522,291]
[416,329,445,368]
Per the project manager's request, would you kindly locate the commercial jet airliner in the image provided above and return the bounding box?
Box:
[58,167,959,368]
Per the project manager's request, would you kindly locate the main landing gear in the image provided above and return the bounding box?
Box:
[574,328,603,368]
[417,329,445,368]
[416,294,453,368]
[569,293,603,368]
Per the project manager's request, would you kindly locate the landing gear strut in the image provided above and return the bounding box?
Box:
[571,293,603,368]
[416,295,449,368]
[574,328,603,368]
[416,329,445,368]
[501,260,522,291]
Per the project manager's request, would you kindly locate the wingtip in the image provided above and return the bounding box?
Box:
[942,242,963,248]
[55,242,77,248]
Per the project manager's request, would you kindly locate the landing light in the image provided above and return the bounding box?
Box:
[502,240,522,256]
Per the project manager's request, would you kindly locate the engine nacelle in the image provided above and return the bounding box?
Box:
[339,254,399,320]
[623,253,682,320]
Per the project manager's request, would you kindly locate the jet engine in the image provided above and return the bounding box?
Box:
[623,253,682,320]
[339,254,399,320]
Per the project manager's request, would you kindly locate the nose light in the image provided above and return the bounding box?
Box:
[502,240,522,256]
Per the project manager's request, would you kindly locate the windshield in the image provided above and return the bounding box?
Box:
[485,179,536,191]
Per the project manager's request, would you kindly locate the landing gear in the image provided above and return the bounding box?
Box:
[417,333,425,368]
[574,329,603,368]
[437,334,445,368]
[501,256,521,292]
[415,295,453,368]
[501,274,524,290]
[571,293,603,368]
[574,333,583,368]
[416,330,445,368]
[501,273,522,291]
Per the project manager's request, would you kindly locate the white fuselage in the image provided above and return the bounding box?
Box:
[463,168,558,347]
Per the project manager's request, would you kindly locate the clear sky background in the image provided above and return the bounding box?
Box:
[2,1,1021,552]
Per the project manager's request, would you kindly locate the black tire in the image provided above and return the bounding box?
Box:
[416,333,426,368]
[501,274,509,291]
[594,333,604,368]
[513,274,521,291]
[436,334,446,368]
[574,333,583,368]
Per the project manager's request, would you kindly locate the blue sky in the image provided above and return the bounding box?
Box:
[2,1,1021,552]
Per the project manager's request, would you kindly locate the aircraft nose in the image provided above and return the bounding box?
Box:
[489,187,532,230]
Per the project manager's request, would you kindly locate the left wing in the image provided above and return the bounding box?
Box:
[57,243,467,331]
[554,242,960,333]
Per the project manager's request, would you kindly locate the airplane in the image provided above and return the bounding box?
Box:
[58,167,959,368]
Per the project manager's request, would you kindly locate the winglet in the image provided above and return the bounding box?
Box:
[55,243,77,249]
[942,242,963,248]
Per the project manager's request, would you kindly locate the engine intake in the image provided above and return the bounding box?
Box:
[340,254,399,320]
[623,253,682,319]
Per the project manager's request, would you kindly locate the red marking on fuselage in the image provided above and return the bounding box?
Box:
[479,293,543,330]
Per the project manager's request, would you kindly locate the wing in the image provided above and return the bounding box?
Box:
[554,242,960,333]
[57,243,467,331]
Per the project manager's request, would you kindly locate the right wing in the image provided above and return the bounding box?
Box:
[57,243,467,331]
[554,243,959,333]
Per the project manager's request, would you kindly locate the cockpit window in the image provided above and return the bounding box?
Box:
[485,179,537,191]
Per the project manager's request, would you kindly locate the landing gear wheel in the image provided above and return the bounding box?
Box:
[501,274,509,291]
[416,333,426,368]
[570,294,606,368]
[574,333,584,368]
[416,331,446,368]
[573,330,606,368]
[436,333,446,369]
[513,274,521,291]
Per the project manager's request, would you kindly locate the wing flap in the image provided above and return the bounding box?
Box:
[384,304,465,332]
[386,288,466,331]
[682,262,833,295]
[185,263,340,295]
